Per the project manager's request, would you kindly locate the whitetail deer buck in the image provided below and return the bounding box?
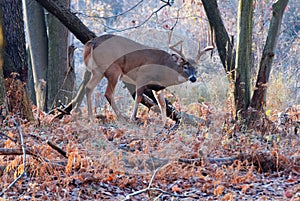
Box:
[84,34,213,122]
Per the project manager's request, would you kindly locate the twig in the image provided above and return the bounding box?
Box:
[75,0,144,20]
[122,167,161,200]
[47,140,67,158]
[160,0,174,6]
[0,117,27,197]
[0,172,24,197]
[0,131,17,143]
[169,5,181,30]
[56,107,69,115]
[102,2,170,33]
[122,165,193,200]
[178,156,239,166]
[75,0,170,33]
[0,148,34,156]
[14,117,27,175]
[148,166,160,189]
[149,187,193,198]
[123,187,192,200]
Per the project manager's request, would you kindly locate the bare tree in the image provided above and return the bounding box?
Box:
[46,0,75,111]
[234,0,253,119]
[23,0,48,111]
[202,0,289,122]
[250,0,289,116]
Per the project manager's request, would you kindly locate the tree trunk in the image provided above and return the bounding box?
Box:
[234,0,253,119]
[0,7,5,106]
[23,0,48,111]
[250,0,289,114]
[0,0,33,120]
[46,0,74,111]
[201,0,236,80]
[35,0,96,44]
[1,1,28,82]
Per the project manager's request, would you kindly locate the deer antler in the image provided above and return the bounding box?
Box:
[168,28,214,62]
[195,26,214,62]
[195,44,214,61]
[168,30,187,60]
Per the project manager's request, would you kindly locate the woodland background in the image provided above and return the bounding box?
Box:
[0,0,299,200]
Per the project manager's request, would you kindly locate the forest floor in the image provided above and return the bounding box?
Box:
[0,104,299,200]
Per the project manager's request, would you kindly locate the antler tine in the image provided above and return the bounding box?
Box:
[195,43,214,62]
[168,30,187,60]
[195,27,215,62]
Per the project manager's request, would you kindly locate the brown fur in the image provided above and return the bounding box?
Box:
[84,34,197,122]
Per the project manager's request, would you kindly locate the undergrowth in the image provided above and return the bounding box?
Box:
[0,102,299,200]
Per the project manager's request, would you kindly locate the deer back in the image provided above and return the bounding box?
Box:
[84,34,195,88]
[87,35,149,74]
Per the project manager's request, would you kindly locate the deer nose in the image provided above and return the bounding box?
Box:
[189,75,196,83]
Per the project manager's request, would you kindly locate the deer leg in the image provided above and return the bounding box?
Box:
[153,90,167,124]
[105,73,126,120]
[130,87,145,121]
[85,71,104,120]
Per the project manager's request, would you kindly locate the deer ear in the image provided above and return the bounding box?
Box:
[171,54,180,63]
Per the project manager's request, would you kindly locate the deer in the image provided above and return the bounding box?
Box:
[83,33,213,123]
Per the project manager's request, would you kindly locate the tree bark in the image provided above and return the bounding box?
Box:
[23,0,48,111]
[234,0,253,119]
[0,0,33,120]
[0,7,5,106]
[0,1,28,82]
[35,0,96,44]
[46,0,75,111]
[250,0,289,114]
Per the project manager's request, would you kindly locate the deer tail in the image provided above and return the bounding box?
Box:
[83,40,95,71]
